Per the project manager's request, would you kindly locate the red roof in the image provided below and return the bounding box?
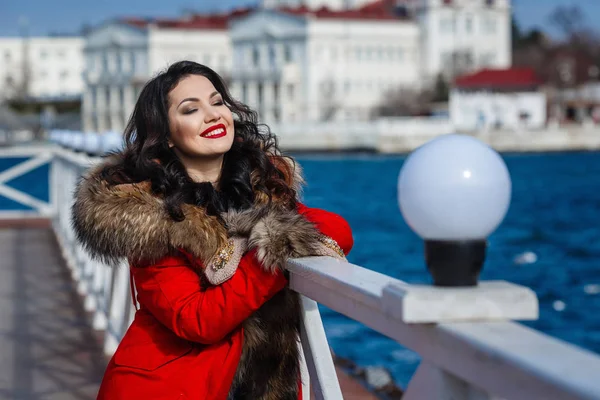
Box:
[279,0,410,21]
[454,68,543,90]
[119,1,409,31]
[121,8,252,31]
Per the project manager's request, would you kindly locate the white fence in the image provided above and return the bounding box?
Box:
[3,136,600,399]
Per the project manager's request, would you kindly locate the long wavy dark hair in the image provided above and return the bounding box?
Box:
[101,61,297,220]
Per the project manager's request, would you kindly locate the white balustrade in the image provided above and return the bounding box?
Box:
[1,138,600,400]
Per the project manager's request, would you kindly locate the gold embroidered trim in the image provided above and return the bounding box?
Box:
[318,235,345,258]
[212,239,236,271]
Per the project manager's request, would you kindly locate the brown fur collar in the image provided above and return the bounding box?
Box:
[71,152,310,267]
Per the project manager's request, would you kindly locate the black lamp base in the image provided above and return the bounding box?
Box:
[424,240,487,287]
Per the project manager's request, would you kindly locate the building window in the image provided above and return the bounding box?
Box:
[252,47,260,67]
[241,83,247,103]
[40,50,48,59]
[287,83,295,101]
[119,87,125,108]
[86,55,95,71]
[57,49,66,58]
[345,48,351,61]
[482,16,496,34]
[116,52,122,72]
[440,18,453,33]
[465,16,473,33]
[284,45,292,63]
[257,83,263,106]
[120,111,127,130]
[269,45,276,67]
[321,80,334,95]
[134,83,144,100]
[480,52,496,66]
[274,82,280,103]
[4,51,11,61]
[397,48,404,61]
[60,70,69,80]
[130,52,136,73]
[90,86,97,108]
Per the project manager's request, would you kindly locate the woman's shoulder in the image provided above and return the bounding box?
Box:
[71,153,227,267]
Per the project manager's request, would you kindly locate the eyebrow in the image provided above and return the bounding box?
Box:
[178,91,221,107]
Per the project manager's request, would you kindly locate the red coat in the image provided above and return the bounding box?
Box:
[97,204,353,400]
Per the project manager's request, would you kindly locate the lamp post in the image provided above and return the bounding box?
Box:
[398,134,511,287]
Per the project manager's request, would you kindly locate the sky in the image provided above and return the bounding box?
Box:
[0,0,599,37]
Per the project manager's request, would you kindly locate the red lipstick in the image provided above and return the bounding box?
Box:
[200,123,227,139]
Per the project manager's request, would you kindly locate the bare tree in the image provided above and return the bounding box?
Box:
[372,86,434,118]
[549,5,600,59]
[319,78,339,121]
[549,5,584,38]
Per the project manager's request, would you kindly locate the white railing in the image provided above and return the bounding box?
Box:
[0,145,55,219]
[3,133,600,400]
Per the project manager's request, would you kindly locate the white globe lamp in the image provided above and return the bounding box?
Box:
[398,134,511,286]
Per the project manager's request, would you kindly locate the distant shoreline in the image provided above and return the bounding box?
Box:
[279,127,600,155]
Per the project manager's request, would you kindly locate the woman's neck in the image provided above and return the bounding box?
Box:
[175,151,224,184]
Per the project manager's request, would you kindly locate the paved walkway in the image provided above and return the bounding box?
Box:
[0,224,378,400]
[0,226,105,400]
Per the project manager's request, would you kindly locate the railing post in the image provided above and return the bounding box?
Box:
[298,294,343,400]
[404,362,501,400]
[103,261,131,356]
[91,259,111,331]
[298,340,310,400]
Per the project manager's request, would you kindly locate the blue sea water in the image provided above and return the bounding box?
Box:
[296,151,600,387]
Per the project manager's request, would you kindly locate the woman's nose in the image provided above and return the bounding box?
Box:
[204,106,220,123]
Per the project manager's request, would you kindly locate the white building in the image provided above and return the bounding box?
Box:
[0,36,84,100]
[82,14,236,133]
[450,67,547,131]
[229,7,420,122]
[229,0,511,123]
[415,0,512,83]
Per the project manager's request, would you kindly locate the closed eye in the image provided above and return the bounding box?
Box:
[183,109,197,115]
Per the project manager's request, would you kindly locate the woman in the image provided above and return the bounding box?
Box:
[72,61,353,400]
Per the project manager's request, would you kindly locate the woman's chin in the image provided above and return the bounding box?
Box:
[194,145,233,159]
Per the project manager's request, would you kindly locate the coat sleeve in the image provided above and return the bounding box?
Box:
[297,203,354,255]
[132,249,287,344]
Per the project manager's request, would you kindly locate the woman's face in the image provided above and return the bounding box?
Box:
[167,74,234,160]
